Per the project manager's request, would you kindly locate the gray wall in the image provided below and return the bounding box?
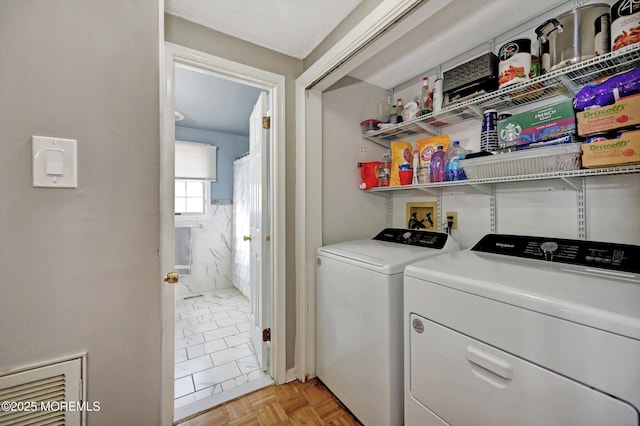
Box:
[0,1,161,424]
[175,126,249,202]
[166,14,303,369]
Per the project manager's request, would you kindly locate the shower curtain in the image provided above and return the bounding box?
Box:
[231,155,251,298]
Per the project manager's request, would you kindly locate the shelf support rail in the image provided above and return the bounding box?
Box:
[490,185,497,234]
[577,177,587,240]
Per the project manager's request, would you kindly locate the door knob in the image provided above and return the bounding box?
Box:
[243,235,252,241]
[163,271,179,284]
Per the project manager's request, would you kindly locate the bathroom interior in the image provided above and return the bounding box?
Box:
[171,64,272,419]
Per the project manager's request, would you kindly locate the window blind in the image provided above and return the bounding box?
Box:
[175,140,217,180]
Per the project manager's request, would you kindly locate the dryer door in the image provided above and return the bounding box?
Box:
[409,314,639,426]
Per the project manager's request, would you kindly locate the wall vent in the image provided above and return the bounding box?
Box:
[0,358,82,425]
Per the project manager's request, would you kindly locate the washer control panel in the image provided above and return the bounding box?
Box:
[472,234,640,274]
[373,228,448,249]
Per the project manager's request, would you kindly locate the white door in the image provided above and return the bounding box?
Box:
[249,91,270,370]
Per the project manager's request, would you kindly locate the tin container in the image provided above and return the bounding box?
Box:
[498,39,532,88]
[611,0,640,51]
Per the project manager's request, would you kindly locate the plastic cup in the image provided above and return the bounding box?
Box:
[399,169,413,185]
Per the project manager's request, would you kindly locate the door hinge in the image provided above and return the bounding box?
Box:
[262,116,271,129]
[262,328,271,342]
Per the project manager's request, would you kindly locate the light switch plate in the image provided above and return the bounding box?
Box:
[32,136,77,188]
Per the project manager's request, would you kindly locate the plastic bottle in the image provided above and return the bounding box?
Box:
[412,150,419,184]
[429,145,447,183]
[378,151,391,187]
[445,141,467,181]
[420,77,432,114]
[433,78,444,113]
[377,99,392,122]
[395,98,404,123]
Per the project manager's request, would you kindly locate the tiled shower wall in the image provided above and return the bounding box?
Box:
[176,203,234,300]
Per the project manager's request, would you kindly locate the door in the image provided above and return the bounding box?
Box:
[249,91,270,370]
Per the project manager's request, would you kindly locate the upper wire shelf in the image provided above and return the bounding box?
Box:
[363,44,640,146]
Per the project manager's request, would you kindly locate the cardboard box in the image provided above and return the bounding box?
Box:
[581,130,640,168]
[577,94,640,136]
[498,99,575,149]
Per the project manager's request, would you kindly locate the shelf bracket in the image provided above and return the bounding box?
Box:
[415,186,440,197]
[558,75,581,96]
[465,104,484,119]
[413,121,439,135]
[490,185,497,234]
[469,183,494,194]
[364,135,391,148]
[559,176,582,191]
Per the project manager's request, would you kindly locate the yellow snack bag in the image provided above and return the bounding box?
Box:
[416,135,450,183]
[390,141,413,186]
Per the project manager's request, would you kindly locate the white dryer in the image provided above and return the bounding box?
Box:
[404,233,640,426]
[316,228,458,426]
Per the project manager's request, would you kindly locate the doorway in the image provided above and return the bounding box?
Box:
[161,43,287,425]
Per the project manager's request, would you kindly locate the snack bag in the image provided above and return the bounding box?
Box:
[416,135,450,183]
[390,141,413,186]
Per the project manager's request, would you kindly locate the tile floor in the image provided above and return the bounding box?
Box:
[174,287,268,410]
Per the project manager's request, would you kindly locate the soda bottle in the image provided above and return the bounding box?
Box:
[378,151,391,187]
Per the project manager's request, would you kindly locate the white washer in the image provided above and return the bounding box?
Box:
[316,228,459,426]
[404,234,640,426]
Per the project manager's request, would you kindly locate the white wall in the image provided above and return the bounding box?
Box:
[322,77,390,245]
[0,1,161,424]
[176,204,234,299]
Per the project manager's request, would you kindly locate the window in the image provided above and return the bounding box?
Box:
[175,180,206,215]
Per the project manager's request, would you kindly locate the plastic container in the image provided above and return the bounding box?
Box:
[445,141,467,181]
[460,143,582,179]
[360,119,381,134]
[429,145,447,183]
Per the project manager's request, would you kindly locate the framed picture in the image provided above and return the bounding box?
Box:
[406,201,438,231]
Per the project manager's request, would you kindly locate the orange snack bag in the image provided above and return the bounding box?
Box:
[416,135,450,183]
[390,141,413,186]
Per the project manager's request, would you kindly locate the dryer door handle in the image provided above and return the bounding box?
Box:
[467,345,513,381]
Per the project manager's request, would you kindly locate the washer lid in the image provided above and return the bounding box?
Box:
[318,229,457,275]
[405,249,640,340]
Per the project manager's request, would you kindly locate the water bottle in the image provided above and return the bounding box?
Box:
[429,145,447,183]
[445,141,467,181]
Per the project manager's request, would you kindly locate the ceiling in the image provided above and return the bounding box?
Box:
[167,0,362,136]
[165,0,362,59]
[175,66,263,136]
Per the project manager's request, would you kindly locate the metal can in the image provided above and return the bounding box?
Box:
[498,39,532,87]
[481,109,499,152]
[611,0,640,51]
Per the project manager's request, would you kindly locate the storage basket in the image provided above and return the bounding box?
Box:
[460,144,582,179]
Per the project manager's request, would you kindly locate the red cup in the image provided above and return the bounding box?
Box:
[399,169,413,185]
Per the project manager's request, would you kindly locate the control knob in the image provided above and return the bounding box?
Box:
[540,241,559,261]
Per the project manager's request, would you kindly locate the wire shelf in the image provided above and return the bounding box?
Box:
[363,44,640,146]
[363,164,640,193]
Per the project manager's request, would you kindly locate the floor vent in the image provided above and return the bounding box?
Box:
[0,358,82,426]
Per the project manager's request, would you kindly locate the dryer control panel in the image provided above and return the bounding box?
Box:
[472,234,640,274]
[373,228,448,249]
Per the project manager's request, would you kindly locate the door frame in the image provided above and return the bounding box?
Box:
[293,0,443,381]
[160,42,287,424]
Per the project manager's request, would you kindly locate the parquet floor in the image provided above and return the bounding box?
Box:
[175,378,363,425]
